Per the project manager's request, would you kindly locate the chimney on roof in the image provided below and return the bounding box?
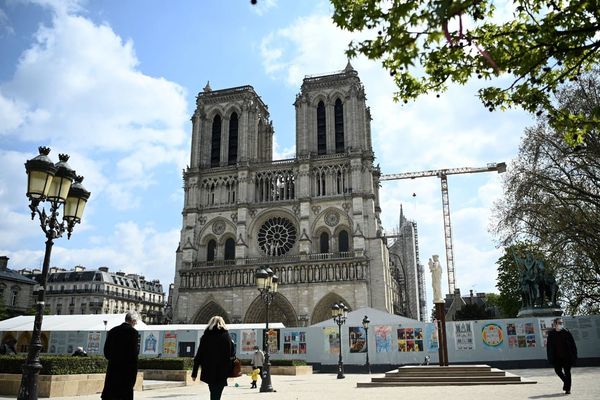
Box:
[0,256,9,271]
[116,271,125,276]
[73,265,85,272]
[98,267,109,272]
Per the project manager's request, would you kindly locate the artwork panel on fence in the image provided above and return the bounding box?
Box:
[425,323,439,351]
[506,322,536,349]
[349,327,367,353]
[539,318,555,347]
[454,321,474,350]
[241,330,256,354]
[283,331,306,354]
[86,332,101,354]
[481,322,505,350]
[263,329,279,354]
[163,331,177,355]
[374,325,391,353]
[324,327,339,354]
[230,331,237,350]
[142,331,159,355]
[397,327,424,352]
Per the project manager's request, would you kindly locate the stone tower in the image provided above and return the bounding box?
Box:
[172,64,399,326]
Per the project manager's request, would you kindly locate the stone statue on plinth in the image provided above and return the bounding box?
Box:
[428,255,443,303]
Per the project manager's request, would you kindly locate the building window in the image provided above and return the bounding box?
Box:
[207,239,216,262]
[320,232,329,253]
[317,101,326,155]
[228,112,238,165]
[10,288,18,307]
[338,230,349,252]
[334,98,344,153]
[211,115,222,167]
[224,238,235,260]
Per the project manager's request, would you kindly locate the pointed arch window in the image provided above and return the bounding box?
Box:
[224,238,236,260]
[211,115,222,167]
[317,101,326,155]
[338,230,349,252]
[320,232,329,253]
[334,98,344,153]
[207,239,216,262]
[228,112,238,165]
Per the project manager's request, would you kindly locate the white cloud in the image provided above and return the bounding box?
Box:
[0,7,14,36]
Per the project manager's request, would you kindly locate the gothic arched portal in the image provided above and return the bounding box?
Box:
[310,292,353,325]
[193,301,230,324]
[243,294,299,327]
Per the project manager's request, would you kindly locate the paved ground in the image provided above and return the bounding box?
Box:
[2,367,599,400]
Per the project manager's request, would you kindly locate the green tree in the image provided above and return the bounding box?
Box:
[494,243,537,318]
[493,71,600,314]
[454,302,492,321]
[330,0,600,143]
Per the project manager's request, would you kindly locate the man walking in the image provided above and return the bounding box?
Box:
[102,312,140,400]
[252,345,265,377]
[547,317,578,395]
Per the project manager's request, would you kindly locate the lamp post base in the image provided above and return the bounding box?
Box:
[259,364,274,392]
[336,362,345,379]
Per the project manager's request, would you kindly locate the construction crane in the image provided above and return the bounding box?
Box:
[380,162,507,295]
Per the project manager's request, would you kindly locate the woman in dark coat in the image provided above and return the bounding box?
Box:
[102,312,140,400]
[547,317,578,394]
[192,315,235,400]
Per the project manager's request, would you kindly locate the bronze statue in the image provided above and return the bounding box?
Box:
[512,249,559,309]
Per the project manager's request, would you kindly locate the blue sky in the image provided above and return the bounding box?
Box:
[0,0,534,312]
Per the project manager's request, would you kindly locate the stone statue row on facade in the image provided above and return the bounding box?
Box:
[512,250,560,312]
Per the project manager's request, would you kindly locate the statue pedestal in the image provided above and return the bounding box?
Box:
[517,307,563,318]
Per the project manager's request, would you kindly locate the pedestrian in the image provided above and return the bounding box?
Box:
[101,311,140,400]
[72,346,87,357]
[249,367,260,388]
[191,316,235,400]
[547,317,578,395]
[252,345,264,377]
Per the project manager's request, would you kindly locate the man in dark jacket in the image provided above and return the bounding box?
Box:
[547,317,578,394]
[191,316,234,400]
[102,312,140,400]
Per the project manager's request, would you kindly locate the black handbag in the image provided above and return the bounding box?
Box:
[228,338,242,378]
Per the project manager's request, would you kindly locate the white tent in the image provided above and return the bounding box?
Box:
[310,307,421,327]
[0,314,146,332]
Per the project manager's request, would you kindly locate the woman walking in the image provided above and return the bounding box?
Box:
[191,316,235,400]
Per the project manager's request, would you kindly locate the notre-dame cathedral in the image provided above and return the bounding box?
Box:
[171,63,426,326]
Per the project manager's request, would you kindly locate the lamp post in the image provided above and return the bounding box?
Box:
[255,266,278,393]
[362,315,371,374]
[18,147,90,400]
[331,302,348,379]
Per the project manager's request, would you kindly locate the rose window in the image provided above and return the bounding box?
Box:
[258,217,297,256]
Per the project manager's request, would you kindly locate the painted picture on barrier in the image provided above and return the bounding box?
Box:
[142,331,159,355]
[375,325,391,353]
[425,323,439,351]
[264,329,279,354]
[482,323,505,349]
[454,321,474,350]
[324,327,339,354]
[506,322,536,348]
[163,332,177,355]
[349,327,367,353]
[397,327,424,352]
[283,331,307,354]
[241,330,257,354]
[539,318,557,347]
[230,331,237,350]
[86,332,101,354]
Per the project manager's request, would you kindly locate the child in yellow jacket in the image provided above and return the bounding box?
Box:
[249,368,260,388]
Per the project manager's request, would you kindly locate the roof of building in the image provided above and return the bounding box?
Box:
[310,307,420,328]
[0,313,148,332]
[0,268,37,285]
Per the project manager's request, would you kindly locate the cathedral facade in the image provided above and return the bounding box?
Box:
[172,64,417,326]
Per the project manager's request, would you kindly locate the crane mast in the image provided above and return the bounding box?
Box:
[380,162,506,295]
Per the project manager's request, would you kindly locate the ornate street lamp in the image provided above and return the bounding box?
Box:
[331,301,348,379]
[18,147,90,400]
[255,266,278,393]
[362,315,371,374]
